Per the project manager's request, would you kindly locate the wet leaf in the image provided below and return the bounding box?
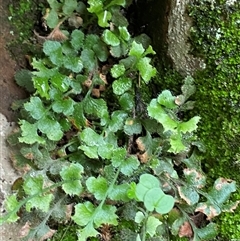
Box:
[111,64,126,78]
[102,30,120,46]
[119,26,130,41]
[129,41,145,58]
[112,77,132,95]
[137,57,156,83]
[97,10,112,27]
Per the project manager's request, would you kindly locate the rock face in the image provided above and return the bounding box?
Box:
[135,0,204,76]
[0,113,22,241]
[167,0,205,76]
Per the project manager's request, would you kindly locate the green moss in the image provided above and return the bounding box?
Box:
[7,0,44,60]
[188,0,240,162]
[50,223,78,241]
[187,1,240,239]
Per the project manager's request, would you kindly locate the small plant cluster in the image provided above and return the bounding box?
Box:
[188,0,240,239]
[1,0,239,240]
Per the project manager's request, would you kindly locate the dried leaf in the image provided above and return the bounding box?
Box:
[40,229,56,241]
[92,88,101,98]
[183,168,206,188]
[19,221,31,238]
[68,15,83,28]
[137,152,149,163]
[177,185,199,205]
[195,204,220,220]
[65,204,74,221]
[175,95,185,106]
[136,137,145,152]
[178,221,193,238]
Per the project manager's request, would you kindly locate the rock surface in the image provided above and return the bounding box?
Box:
[167,0,205,76]
[0,113,22,241]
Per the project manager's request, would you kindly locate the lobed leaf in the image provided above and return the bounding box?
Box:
[94,204,118,226]
[25,194,54,213]
[144,188,175,214]
[98,143,115,159]
[77,224,99,241]
[111,64,126,78]
[108,0,126,7]
[63,56,83,73]
[46,9,59,28]
[86,177,108,200]
[43,41,63,66]
[52,98,75,116]
[80,128,103,146]
[177,185,200,205]
[157,90,177,109]
[87,0,103,13]
[183,168,206,188]
[24,97,46,120]
[80,49,96,71]
[112,77,132,95]
[178,116,201,134]
[23,176,54,212]
[169,134,186,154]
[71,29,85,50]
[102,30,120,46]
[120,155,140,176]
[119,26,130,41]
[60,163,84,195]
[119,92,134,111]
[111,148,127,168]
[124,118,142,135]
[195,178,237,220]
[108,110,128,132]
[129,41,145,58]
[83,97,108,121]
[19,120,45,145]
[37,117,63,141]
[196,223,218,240]
[72,201,95,226]
[146,216,162,237]
[62,0,77,16]
[137,57,156,83]
[135,211,145,224]
[79,145,98,159]
[108,183,130,201]
[135,174,160,201]
[147,99,178,133]
[97,10,112,27]
[3,194,20,223]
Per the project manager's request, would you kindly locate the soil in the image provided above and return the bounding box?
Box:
[0,0,28,240]
[0,0,28,122]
